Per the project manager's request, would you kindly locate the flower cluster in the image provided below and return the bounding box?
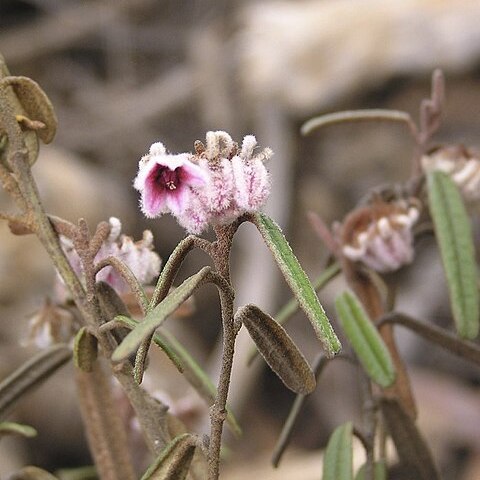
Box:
[421,145,480,202]
[134,131,272,233]
[58,217,161,297]
[339,199,420,273]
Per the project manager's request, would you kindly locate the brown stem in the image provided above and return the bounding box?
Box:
[75,362,136,480]
[207,222,240,480]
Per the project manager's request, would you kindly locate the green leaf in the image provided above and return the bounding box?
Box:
[427,170,479,339]
[140,433,197,480]
[9,466,59,480]
[355,461,387,480]
[253,213,341,357]
[322,422,353,480]
[112,267,210,362]
[380,397,439,480]
[335,291,395,387]
[0,421,37,438]
[73,327,98,373]
[247,263,341,366]
[0,344,71,418]
[112,316,241,437]
[237,304,316,394]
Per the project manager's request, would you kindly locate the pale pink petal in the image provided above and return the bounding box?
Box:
[240,135,257,159]
[142,178,169,217]
[165,186,190,216]
[205,158,235,212]
[134,156,158,192]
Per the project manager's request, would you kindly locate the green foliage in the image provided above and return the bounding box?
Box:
[335,291,396,387]
[112,267,211,362]
[427,170,479,339]
[253,213,341,357]
[237,304,316,394]
[322,422,353,480]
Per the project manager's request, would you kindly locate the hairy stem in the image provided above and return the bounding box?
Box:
[207,223,239,480]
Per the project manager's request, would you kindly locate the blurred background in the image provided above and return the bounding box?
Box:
[1,0,480,478]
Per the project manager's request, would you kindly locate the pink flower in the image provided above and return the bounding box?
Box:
[136,133,272,234]
[134,142,208,218]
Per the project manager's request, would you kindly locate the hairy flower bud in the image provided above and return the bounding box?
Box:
[340,199,420,273]
[58,217,161,297]
[421,145,480,201]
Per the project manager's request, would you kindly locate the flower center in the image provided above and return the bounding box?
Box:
[156,167,180,191]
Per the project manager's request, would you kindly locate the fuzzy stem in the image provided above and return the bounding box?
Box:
[207,223,239,480]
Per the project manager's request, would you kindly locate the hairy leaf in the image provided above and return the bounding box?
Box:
[323,422,353,480]
[0,344,71,418]
[335,291,395,387]
[237,304,315,394]
[112,267,210,362]
[112,316,241,437]
[253,213,341,357]
[73,327,97,372]
[140,433,196,480]
[4,76,57,143]
[427,171,479,339]
[247,263,341,366]
[380,397,439,480]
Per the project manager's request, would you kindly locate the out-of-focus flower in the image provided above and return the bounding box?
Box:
[136,131,272,234]
[340,199,420,273]
[421,145,480,202]
[23,299,77,348]
[59,217,161,297]
[134,142,208,217]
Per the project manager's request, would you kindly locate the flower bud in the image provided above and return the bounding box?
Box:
[340,199,420,273]
[421,145,480,202]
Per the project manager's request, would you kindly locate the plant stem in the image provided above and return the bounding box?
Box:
[207,223,239,480]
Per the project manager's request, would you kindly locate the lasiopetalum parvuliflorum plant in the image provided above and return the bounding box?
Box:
[261,70,480,480]
[0,52,340,480]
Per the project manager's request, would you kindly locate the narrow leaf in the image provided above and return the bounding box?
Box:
[427,170,479,339]
[237,304,316,394]
[140,433,196,480]
[10,466,59,480]
[73,327,98,373]
[112,267,210,362]
[335,291,396,387]
[0,421,37,438]
[253,213,341,356]
[380,397,439,480]
[247,263,341,366]
[355,461,387,480]
[0,344,71,418]
[112,316,241,437]
[322,422,353,480]
[5,76,57,143]
[380,312,480,367]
